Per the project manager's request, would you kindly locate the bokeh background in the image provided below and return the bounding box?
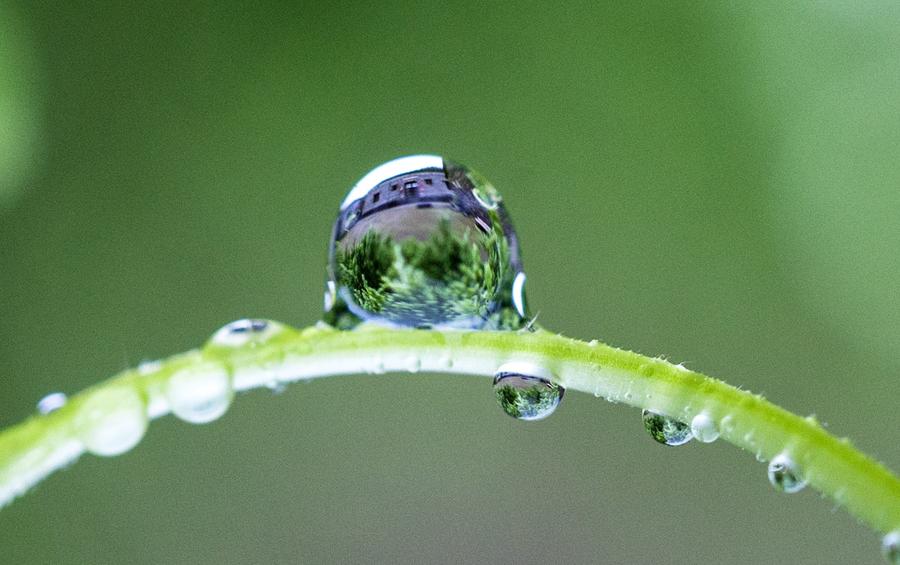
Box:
[1,2,898,564]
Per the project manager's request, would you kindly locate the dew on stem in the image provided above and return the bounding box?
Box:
[883,531,900,564]
[690,412,720,443]
[767,453,807,494]
[642,410,693,446]
[493,362,564,421]
[75,386,147,457]
[165,364,234,424]
[208,318,286,349]
[324,155,528,331]
[36,392,67,415]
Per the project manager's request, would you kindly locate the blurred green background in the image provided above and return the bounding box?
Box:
[1,2,898,564]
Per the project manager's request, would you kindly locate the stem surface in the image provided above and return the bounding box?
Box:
[1,324,898,539]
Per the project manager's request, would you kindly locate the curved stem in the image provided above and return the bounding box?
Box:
[1,324,898,540]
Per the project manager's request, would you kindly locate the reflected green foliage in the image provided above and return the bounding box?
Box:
[493,375,563,421]
[641,410,692,447]
[332,216,522,329]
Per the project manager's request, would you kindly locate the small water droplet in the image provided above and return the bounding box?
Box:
[436,353,453,370]
[165,364,233,424]
[882,531,900,564]
[690,412,720,443]
[493,362,563,421]
[137,359,162,375]
[36,392,67,415]
[587,339,598,347]
[720,414,735,433]
[208,318,285,349]
[76,386,147,457]
[324,155,528,331]
[642,410,693,446]
[404,356,421,373]
[767,453,807,493]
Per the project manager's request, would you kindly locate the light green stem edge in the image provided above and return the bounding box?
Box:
[1,324,898,539]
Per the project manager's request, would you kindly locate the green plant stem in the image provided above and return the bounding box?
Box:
[1,324,898,539]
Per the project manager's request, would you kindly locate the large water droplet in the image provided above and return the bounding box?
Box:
[642,410,693,446]
[75,386,147,457]
[166,364,234,424]
[767,453,808,493]
[324,155,528,330]
[208,318,286,349]
[36,392,67,415]
[690,412,720,443]
[883,531,900,564]
[493,363,563,421]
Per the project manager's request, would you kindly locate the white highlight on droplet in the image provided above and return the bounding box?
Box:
[36,392,67,415]
[512,272,527,318]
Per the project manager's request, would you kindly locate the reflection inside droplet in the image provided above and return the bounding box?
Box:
[642,410,693,446]
[493,363,563,421]
[324,155,528,331]
[767,453,808,494]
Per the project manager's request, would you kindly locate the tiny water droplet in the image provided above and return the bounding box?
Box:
[208,318,285,349]
[166,364,234,424]
[720,414,735,433]
[137,359,162,375]
[36,392,67,415]
[642,410,693,446]
[324,155,528,331]
[767,453,807,493]
[588,340,598,347]
[436,353,453,370]
[690,412,720,443]
[493,362,563,421]
[404,356,421,373]
[882,531,900,564]
[76,386,147,457]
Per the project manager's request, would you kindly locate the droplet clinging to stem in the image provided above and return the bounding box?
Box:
[324,155,528,331]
